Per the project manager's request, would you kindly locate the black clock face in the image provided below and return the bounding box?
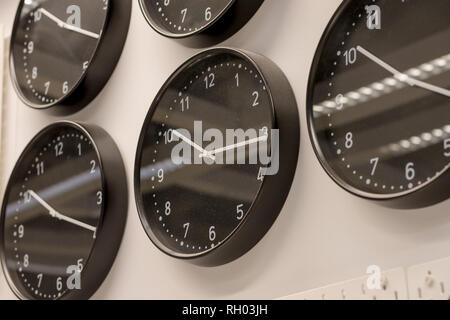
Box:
[135,49,275,258]
[139,0,234,37]
[308,0,450,200]
[10,0,109,108]
[1,123,104,300]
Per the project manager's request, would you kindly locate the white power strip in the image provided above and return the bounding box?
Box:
[280,268,408,300]
[407,257,450,300]
[280,257,450,300]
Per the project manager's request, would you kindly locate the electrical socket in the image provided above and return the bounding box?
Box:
[407,257,450,300]
[281,268,408,300]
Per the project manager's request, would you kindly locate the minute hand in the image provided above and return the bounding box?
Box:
[39,8,100,39]
[356,45,450,98]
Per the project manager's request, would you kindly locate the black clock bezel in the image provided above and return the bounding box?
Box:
[9,0,132,115]
[306,0,450,209]
[0,121,128,300]
[138,0,264,48]
[134,47,300,267]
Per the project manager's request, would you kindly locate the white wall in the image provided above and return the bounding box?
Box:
[0,0,449,300]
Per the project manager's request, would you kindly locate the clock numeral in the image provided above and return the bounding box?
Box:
[23,254,29,268]
[24,191,31,203]
[77,259,84,272]
[56,277,63,291]
[62,81,69,94]
[336,94,345,110]
[164,129,174,144]
[34,10,42,22]
[183,223,190,239]
[406,162,416,181]
[236,204,244,220]
[90,160,96,174]
[18,225,25,238]
[164,0,170,6]
[344,48,357,66]
[157,169,164,183]
[181,8,187,23]
[55,142,64,157]
[205,7,212,21]
[209,226,216,242]
[370,157,379,176]
[37,273,43,288]
[36,161,45,176]
[27,41,34,54]
[257,167,265,181]
[165,201,171,216]
[345,132,354,149]
[252,91,260,107]
[77,143,82,156]
[235,73,239,87]
[204,73,215,89]
[444,138,450,157]
[96,191,103,205]
[44,81,51,95]
[180,96,190,112]
[32,67,38,80]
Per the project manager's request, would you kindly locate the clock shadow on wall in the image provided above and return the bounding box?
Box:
[9,0,132,116]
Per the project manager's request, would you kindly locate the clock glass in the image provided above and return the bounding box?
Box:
[1,122,127,300]
[308,0,450,205]
[10,0,110,108]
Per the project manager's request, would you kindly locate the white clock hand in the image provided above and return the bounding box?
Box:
[356,45,450,98]
[172,130,215,160]
[39,8,100,40]
[201,134,269,158]
[27,190,97,233]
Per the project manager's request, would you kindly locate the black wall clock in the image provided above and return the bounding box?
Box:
[307,0,450,209]
[0,122,127,300]
[139,0,264,47]
[9,0,131,114]
[135,48,299,267]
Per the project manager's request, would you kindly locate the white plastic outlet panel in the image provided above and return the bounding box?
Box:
[281,268,409,300]
[407,257,450,300]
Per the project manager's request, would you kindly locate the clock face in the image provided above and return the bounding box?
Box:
[1,123,105,300]
[135,49,276,259]
[10,0,109,108]
[308,0,450,201]
[139,0,234,38]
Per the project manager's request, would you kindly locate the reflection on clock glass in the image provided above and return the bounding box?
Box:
[309,0,450,197]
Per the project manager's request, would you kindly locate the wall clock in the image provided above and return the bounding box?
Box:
[308,0,450,209]
[0,121,127,300]
[139,0,264,47]
[135,48,299,266]
[9,0,131,113]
